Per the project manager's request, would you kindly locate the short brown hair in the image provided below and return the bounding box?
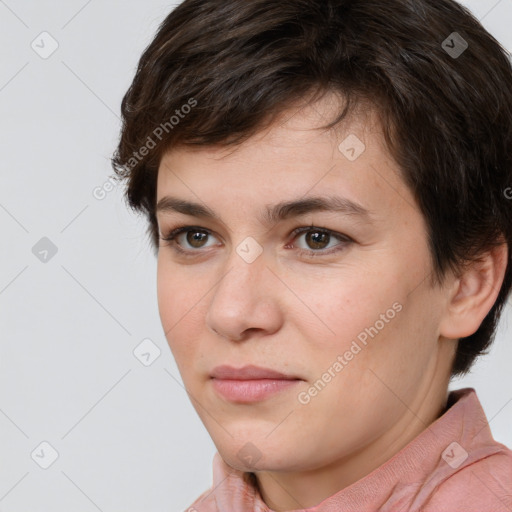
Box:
[111,0,512,376]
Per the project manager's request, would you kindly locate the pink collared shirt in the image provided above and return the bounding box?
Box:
[186,388,512,511]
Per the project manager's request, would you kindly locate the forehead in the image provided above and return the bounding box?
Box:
[165,94,379,160]
[155,95,415,223]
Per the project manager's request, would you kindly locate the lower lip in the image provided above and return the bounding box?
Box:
[211,378,301,403]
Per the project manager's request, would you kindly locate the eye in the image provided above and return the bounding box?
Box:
[288,226,352,257]
[159,225,352,259]
[159,226,219,254]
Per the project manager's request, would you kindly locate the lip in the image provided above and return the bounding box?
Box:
[210,365,303,403]
[210,364,301,380]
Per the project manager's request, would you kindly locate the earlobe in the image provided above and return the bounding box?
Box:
[439,243,508,340]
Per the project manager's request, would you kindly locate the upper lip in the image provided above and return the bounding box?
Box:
[210,365,301,380]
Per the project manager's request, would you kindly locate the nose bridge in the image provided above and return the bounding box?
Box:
[205,237,277,339]
[215,236,268,303]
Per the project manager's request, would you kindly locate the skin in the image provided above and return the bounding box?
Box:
[155,94,508,511]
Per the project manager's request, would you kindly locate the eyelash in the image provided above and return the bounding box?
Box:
[159,225,353,259]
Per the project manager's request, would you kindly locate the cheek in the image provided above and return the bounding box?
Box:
[288,267,429,404]
[156,259,218,381]
[286,267,400,355]
[156,260,177,332]
[156,260,199,352]
[157,258,201,320]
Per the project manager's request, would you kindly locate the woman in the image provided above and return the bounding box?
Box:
[111,0,512,509]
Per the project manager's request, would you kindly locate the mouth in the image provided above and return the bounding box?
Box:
[209,365,303,403]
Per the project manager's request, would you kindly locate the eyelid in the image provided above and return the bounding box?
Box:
[159,225,221,250]
[287,226,353,257]
[289,225,352,243]
[159,224,353,257]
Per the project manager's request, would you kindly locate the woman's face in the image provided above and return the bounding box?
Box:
[155,97,456,486]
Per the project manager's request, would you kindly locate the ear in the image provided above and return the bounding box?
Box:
[439,242,509,339]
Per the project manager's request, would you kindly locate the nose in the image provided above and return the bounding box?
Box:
[205,245,282,342]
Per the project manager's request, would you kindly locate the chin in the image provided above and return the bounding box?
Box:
[214,435,301,473]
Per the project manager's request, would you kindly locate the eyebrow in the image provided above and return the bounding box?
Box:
[156,195,374,226]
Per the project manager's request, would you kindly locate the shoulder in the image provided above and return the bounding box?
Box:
[421,446,512,512]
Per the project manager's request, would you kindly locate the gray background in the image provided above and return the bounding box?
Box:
[1,1,511,511]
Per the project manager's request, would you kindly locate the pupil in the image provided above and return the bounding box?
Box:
[306,231,328,250]
[188,231,207,248]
